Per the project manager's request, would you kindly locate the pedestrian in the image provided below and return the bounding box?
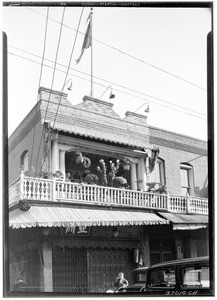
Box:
[114,272,128,291]
[65,171,72,182]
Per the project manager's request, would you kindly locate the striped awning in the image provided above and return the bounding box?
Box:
[52,122,147,148]
[9,206,169,229]
[158,212,208,230]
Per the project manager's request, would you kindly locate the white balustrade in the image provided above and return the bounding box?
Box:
[8,176,209,215]
[168,195,208,215]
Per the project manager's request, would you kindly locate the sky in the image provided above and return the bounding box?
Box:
[2,3,212,140]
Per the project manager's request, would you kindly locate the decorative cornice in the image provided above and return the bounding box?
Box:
[38,86,68,98]
[83,95,114,107]
[125,111,148,120]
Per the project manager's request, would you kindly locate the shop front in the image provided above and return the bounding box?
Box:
[9,205,169,293]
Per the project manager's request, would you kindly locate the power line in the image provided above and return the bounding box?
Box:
[8,47,206,118]
[34,7,66,177]
[25,7,206,92]
[40,7,85,175]
[8,50,206,121]
[29,7,49,178]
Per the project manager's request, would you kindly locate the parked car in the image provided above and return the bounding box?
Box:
[117,266,148,293]
[140,256,212,296]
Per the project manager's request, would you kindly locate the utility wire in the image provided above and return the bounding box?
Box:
[40,7,85,174]
[8,50,206,121]
[25,7,206,92]
[8,48,206,118]
[29,7,49,179]
[34,7,66,177]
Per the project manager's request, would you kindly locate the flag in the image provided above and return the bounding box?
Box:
[76,20,91,64]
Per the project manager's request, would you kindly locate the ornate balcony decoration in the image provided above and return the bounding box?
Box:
[9,175,208,215]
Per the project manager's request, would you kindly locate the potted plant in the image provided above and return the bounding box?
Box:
[96,159,108,186]
[37,170,53,179]
[53,170,64,181]
[84,174,99,185]
[113,176,127,188]
[146,182,156,192]
[108,159,120,186]
[155,185,167,194]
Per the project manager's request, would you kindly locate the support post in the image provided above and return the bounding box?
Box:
[139,157,145,191]
[52,176,56,202]
[59,150,66,180]
[145,156,150,184]
[42,240,53,292]
[130,163,137,191]
[143,234,151,267]
[186,196,191,214]
[175,238,184,259]
[51,139,59,173]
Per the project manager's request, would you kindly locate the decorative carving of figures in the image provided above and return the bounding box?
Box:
[96,159,108,186]
[43,124,53,158]
[145,147,160,183]
[19,199,31,211]
[75,151,91,168]
[108,159,120,186]
[149,147,160,172]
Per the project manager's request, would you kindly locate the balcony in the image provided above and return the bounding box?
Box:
[9,176,208,215]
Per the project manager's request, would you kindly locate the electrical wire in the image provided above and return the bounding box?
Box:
[25,6,206,92]
[29,7,49,179]
[8,50,206,119]
[40,7,85,174]
[34,7,66,178]
[10,43,206,116]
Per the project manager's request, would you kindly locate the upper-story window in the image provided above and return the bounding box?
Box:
[180,163,194,196]
[150,158,165,187]
[21,150,28,172]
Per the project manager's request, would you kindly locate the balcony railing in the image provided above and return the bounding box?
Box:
[9,176,209,215]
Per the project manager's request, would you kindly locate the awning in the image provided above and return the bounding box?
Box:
[158,212,208,230]
[52,122,147,148]
[9,206,169,229]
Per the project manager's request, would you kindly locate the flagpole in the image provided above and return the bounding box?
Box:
[90,7,93,97]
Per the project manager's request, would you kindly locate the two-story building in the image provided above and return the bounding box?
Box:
[8,87,209,293]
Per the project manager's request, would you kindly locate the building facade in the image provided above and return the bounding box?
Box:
[8,87,209,293]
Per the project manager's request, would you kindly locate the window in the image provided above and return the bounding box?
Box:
[180,163,194,196]
[21,150,28,172]
[136,272,147,283]
[150,158,165,187]
[148,267,176,288]
[181,265,209,288]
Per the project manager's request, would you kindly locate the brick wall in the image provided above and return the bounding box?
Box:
[149,126,208,197]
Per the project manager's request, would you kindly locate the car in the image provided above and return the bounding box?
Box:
[140,256,212,296]
[117,266,148,293]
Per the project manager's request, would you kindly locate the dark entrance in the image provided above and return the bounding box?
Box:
[52,246,135,293]
[150,237,175,265]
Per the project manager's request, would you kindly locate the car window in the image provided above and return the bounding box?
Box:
[181,265,209,288]
[136,273,147,283]
[148,267,176,288]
